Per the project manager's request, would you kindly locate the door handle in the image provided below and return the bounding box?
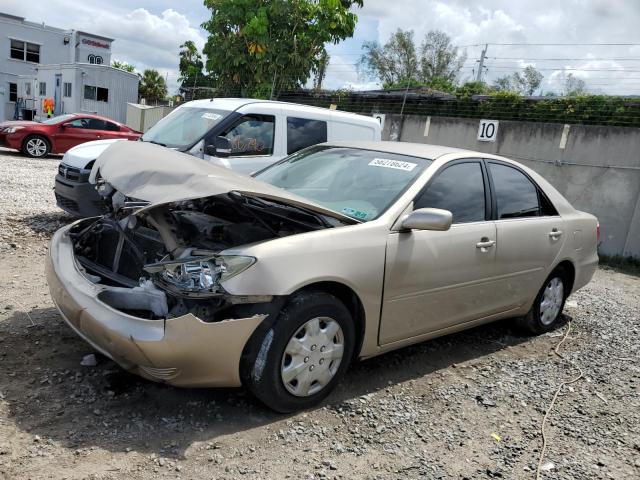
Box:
[548,228,563,239]
[476,238,496,249]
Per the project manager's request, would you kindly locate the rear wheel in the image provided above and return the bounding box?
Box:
[22,135,50,158]
[242,291,355,413]
[517,267,569,334]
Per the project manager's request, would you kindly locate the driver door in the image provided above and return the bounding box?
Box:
[52,117,96,152]
[379,160,504,345]
[204,109,284,175]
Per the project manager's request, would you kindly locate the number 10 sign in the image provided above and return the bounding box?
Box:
[477,119,499,142]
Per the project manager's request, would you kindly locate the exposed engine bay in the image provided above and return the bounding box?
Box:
[70,190,342,322]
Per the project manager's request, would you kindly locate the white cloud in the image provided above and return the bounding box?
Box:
[0,1,207,94]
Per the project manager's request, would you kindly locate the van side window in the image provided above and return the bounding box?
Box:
[287,117,327,154]
[221,115,275,156]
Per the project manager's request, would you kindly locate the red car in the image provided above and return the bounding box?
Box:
[0,113,141,158]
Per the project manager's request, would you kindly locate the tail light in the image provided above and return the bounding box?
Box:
[596,222,600,243]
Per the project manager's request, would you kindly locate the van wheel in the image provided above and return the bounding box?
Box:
[23,135,50,158]
[517,267,568,335]
[241,291,354,413]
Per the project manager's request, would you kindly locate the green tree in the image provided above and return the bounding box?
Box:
[111,60,135,73]
[493,66,543,95]
[419,30,466,83]
[360,29,418,87]
[455,80,490,98]
[178,40,211,99]
[138,69,168,104]
[313,50,330,92]
[202,0,363,98]
[360,29,465,89]
[563,73,586,96]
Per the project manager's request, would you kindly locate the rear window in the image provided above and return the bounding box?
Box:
[287,117,328,154]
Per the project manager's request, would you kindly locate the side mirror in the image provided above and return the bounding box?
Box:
[205,136,231,158]
[400,208,452,231]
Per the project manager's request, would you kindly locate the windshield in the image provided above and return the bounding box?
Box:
[141,107,230,149]
[254,146,432,221]
[41,114,76,125]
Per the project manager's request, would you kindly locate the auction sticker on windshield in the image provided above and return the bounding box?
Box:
[202,112,222,121]
[368,158,417,171]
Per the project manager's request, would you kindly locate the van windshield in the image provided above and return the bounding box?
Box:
[141,107,230,149]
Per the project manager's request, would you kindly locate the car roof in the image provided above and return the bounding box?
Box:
[320,141,470,160]
[68,113,125,125]
[181,98,380,125]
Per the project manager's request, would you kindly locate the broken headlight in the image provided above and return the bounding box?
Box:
[144,254,256,297]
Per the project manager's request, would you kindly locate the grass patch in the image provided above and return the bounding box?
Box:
[599,253,640,276]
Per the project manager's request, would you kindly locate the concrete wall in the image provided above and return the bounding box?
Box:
[381,115,640,257]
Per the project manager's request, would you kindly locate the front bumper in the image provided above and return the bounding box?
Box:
[46,223,267,387]
[54,175,107,217]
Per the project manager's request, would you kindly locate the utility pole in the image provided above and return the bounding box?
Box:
[475,44,488,82]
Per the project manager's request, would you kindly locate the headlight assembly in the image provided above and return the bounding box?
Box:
[5,126,24,134]
[144,253,256,297]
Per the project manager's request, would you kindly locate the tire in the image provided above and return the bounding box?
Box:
[241,291,355,413]
[22,135,50,158]
[517,267,569,335]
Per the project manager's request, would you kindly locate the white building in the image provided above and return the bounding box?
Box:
[0,12,138,122]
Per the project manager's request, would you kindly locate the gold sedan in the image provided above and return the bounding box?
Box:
[47,140,598,412]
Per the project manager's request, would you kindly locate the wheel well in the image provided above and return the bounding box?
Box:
[294,282,366,360]
[23,134,50,149]
[555,260,575,294]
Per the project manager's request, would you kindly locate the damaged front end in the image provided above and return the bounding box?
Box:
[70,185,337,322]
[48,190,338,386]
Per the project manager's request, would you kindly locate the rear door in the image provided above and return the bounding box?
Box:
[487,161,565,310]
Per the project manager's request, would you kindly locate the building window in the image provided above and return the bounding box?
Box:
[9,83,17,102]
[84,85,109,102]
[95,56,103,65]
[39,82,46,96]
[24,82,32,96]
[63,82,72,97]
[9,39,40,63]
[96,86,108,101]
[87,55,103,65]
[88,54,95,64]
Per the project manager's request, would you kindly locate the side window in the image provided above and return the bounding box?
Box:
[287,117,327,154]
[104,121,120,132]
[489,163,541,219]
[86,119,108,130]
[414,162,486,223]
[221,115,275,156]
[66,118,89,128]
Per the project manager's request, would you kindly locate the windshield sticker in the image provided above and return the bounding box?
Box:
[369,158,417,171]
[342,207,369,220]
[201,112,222,121]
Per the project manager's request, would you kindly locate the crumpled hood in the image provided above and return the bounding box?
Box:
[89,140,357,223]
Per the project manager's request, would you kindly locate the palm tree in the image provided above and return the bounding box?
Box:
[138,69,168,104]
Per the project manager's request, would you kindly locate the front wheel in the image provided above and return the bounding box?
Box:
[517,267,569,335]
[242,291,355,413]
[22,135,50,158]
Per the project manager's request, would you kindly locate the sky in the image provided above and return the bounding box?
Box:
[2,0,639,95]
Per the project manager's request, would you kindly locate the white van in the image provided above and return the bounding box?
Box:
[54,99,382,217]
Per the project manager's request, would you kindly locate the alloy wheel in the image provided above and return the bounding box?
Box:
[26,138,47,157]
[281,317,344,397]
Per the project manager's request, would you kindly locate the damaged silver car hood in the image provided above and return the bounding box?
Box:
[89,140,357,223]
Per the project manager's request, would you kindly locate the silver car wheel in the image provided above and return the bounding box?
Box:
[26,138,47,157]
[281,317,344,397]
[539,277,564,325]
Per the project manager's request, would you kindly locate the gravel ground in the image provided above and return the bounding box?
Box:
[0,147,639,479]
